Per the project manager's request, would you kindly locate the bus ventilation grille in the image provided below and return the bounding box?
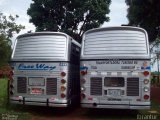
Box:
[46,78,57,95]
[90,77,102,95]
[127,78,139,96]
[17,77,27,93]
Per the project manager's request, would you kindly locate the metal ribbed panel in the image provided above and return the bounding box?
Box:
[17,77,27,93]
[46,78,57,95]
[83,28,148,56]
[13,34,67,60]
[90,77,102,95]
[127,78,139,96]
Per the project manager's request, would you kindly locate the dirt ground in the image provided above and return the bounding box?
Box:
[151,86,160,104]
[18,86,160,120]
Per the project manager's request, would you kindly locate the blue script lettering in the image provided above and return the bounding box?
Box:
[18,63,56,71]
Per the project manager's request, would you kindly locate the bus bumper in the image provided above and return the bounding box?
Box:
[81,102,150,109]
[10,97,69,107]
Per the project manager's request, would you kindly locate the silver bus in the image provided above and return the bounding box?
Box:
[9,32,81,107]
[80,26,151,109]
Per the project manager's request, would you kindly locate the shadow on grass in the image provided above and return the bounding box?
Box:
[82,108,139,120]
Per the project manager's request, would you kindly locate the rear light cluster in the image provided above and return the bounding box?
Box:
[143,70,150,100]
[9,69,14,96]
[60,71,66,98]
[81,78,86,100]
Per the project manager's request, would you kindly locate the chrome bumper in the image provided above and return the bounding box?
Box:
[81,102,150,109]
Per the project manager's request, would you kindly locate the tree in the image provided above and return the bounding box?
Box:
[27,0,111,42]
[125,0,160,43]
[0,12,25,67]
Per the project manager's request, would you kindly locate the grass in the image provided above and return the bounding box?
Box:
[0,78,8,109]
[0,78,31,120]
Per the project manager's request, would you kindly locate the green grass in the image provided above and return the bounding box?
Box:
[0,78,8,108]
[0,78,31,120]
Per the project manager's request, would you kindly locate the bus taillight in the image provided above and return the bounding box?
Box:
[61,72,66,77]
[144,87,149,92]
[143,71,149,76]
[61,79,66,84]
[144,95,149,100]
[61,86,66,91]
[81,86,86,91]
[61,93,66,98]
[81,71,86,76]
[144,79,149,84]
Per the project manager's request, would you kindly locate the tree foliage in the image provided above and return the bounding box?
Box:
[27,0,111,42]
[125,0,160,43]
[0,12,25,67]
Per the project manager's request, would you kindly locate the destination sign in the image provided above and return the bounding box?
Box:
[96,60,138,64]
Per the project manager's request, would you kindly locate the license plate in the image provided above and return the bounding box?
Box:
[31,88,42,94]
[108,89,121,96]
[29,77,45,86]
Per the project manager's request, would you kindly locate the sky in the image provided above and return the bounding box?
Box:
[0,0,128,38]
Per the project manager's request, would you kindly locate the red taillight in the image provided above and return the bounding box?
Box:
[143,71,149,76]
[61,72,66,77]
[81,71,86,76]
[61,79,66,84]
[81,93,86,99]
[61,86,66,91]
[61,93,66,98]
[144,95,149,100]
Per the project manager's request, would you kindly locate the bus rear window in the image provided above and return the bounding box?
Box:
[104,77,124,87]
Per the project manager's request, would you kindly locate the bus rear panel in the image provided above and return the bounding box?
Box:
[10,32,80,107]
[80,27,150,109]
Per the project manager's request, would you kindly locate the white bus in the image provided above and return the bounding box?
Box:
[9,32,81,107]
[80,26,150,109]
